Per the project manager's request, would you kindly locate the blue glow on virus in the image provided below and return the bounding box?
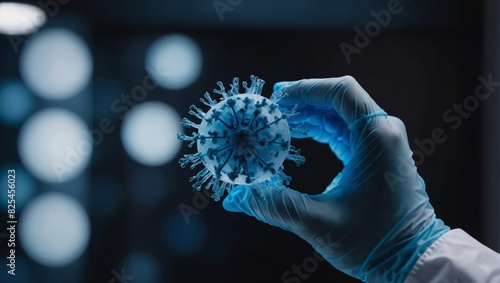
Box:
[177,75,305,201]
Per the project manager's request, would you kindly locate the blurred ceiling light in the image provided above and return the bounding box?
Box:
[20,192,90,267]
[122,252,162,283]
[0,79,35,126]
[145,34,202,90]
[162,210,207,257]
[121,101,182,166]
[0,2,46,35]
[18,108,92,183]
[19,28,93,100]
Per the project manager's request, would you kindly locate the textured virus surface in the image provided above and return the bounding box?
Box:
[177,75,304,201]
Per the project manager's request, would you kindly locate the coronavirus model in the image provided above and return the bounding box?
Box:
[177,75,304,201]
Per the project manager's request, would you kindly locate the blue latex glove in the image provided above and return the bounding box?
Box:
[222,76,450,282]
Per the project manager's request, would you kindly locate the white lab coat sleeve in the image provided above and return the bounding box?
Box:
[404,229,500,283]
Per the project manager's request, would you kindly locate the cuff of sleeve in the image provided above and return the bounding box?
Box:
[404,229,500,283]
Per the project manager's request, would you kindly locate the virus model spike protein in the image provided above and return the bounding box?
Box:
[177,75,305,201]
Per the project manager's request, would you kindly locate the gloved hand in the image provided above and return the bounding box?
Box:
[222,76,450,282]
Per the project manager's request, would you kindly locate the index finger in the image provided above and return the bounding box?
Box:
[273,76,386,125]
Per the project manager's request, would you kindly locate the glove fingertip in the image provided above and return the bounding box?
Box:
[222,185,248,213]
[273,81,295,92]
[222,198,242,213]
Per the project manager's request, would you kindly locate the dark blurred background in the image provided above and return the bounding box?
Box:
[0,0,498,282]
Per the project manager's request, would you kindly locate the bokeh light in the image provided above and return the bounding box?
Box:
[162,210,207,257]
[145,34,202,90]
[18,108,92,183]
[0,79,35,126]
[0,164,36,212]
[19,28,92,100]
[20,192,90,267]
[0,2,46,35]
[121,252,162,283]
[121,101,182,166]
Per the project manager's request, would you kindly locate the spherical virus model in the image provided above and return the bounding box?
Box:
[177,75,305,201]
